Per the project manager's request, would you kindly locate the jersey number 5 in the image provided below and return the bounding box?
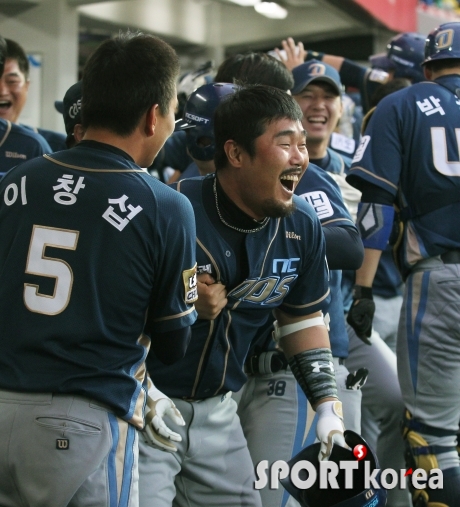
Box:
[24,225,79,315]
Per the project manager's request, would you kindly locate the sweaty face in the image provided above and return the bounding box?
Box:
[0,58,29,123]
[236,118,308,220]
[294,81,342,145]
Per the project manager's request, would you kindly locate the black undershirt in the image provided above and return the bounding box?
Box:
[202,175,268,288]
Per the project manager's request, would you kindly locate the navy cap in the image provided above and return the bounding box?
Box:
[56,81,82,135]
[291,60,342,96]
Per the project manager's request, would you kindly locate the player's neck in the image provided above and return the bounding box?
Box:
[306,139,327,160]
[83,127,145,166]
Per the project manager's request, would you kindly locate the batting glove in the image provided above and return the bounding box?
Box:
[346,285,375,345]
[316,400,346,462]
[141,379,185,453]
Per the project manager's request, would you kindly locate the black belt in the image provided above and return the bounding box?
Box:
[440,250,460,264]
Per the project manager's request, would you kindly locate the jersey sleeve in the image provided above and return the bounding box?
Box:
[147,189,198,332]
[279,204,330,317]
[347,95,402,197]
[296,164,356,229]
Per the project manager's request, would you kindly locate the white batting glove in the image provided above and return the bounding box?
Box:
[141,379,185,453]
[315,400,346,461]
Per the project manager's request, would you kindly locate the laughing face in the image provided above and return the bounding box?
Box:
[231,117,309,220]
[0,58,29,123]
[294,81,342,146]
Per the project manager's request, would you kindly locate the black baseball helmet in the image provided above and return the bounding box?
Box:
[175,82,238,161]
[370,32,425,83]
[280,430,387,507]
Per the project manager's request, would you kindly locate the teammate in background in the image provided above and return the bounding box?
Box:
[0,38,51,179]
[163,52,295,184]
[275,32,425,113]
[0,38,67,151]
[347,22,460,506]
[55,80,84,149]
[291,60,411,507]
[0,31,198,507]
[139,85,346,507]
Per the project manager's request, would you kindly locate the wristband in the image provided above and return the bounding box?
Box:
[305,50,325,62]
[288,348,337,406]
[351,285,373,300]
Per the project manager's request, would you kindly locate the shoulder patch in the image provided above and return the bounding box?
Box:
[183,264,198,304]
[330,132,356,155]
[352,135,371,164]
[298,191,333,219]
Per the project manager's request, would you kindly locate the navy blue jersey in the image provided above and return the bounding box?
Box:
[22,124,67,152]
[0,120,52,179]
[295,164,356,358]
[148,175,330,398]
[348,75,460,277]
[0,141,197,428]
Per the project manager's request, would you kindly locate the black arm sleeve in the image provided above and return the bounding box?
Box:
[150,327,191,365]
[338,58,366,89]
[359,180,395,205]
[323,226,364,270]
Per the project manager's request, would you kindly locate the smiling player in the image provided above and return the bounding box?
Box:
[139,85,346,507]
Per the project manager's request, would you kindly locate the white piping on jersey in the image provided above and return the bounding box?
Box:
[43,154,145,172]
[348,165,398,191]
[191,319,215,399]
[259,218,281,276]
[196,238,221,282]
[283,287,330,309]
[321,217,355,227]
[153,306,196,322]
[0,120,11,148]
[213,311,232,396]
[126,332,150,429]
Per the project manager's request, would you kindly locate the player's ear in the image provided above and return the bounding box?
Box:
[224,140,243,167]
[423,66,431,81]
[145,104,158,137]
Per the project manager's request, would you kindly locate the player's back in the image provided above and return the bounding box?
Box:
[0,142,196,424]
[0,120,52,178]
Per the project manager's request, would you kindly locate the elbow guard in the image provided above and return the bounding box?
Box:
[357,202,395,250]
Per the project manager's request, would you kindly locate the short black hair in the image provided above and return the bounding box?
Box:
[81,31,179,137]
[424,58,460,74]
[215,52,294,91]
[214,85,303,171]
[5,39,29,79]
[0,36,6,76]
[370,77,411,108]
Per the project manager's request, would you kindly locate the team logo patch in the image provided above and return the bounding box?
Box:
[183,264,198,304]
[56,438,69,450]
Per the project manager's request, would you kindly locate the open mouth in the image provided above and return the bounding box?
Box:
[307,115,327,125]
[0,100,12,113]
[280,173,300,193]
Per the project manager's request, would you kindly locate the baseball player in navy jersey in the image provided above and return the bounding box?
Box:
[290,60,411,507]
[0,38,67,151]
[139,85,347,507]
[0,32,198,507]
[347,22,460,507]
[0,38,51,179]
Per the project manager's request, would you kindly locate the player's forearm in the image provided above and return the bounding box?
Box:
[354,247,383,287]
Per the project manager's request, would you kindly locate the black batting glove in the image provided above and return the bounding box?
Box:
[346,285,375,345]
